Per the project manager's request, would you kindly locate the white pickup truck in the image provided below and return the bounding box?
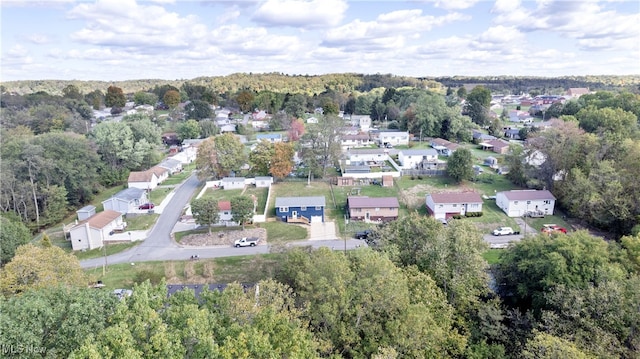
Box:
[234,237,259,247]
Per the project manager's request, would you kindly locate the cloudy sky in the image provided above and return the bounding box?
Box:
[1,0,639,81]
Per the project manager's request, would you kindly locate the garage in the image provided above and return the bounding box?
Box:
[310,215,323,223]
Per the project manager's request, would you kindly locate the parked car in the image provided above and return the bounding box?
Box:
[234,237,259,247]
[355,229,372,240]
[541,224,567,234]
[138,203,155,210]
[492,226,515,236]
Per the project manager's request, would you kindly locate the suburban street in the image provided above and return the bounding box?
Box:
[80,174,363,269]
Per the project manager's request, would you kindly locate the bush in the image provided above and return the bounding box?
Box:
[452,214,462,219]
[134,270,164,285]
[465,211,483,218]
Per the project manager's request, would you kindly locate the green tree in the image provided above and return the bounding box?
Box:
[284,93,307,118]
[465,86,491,126]
[62,84,83,100]
[90,121,143,182]
[215,133,247,177]
[0,286,120,357]
[190,197,219,234]
[321,98,339,115]
[457,86,467,99]
[85,89,104,110]
[133,91,158,106]
[231,195,254,229]
[0,244,87,295]
[184,100,212,120]
[446,148,473,183]
[371,213,489,309]
[300,115,344,178]
[176,119,201,141]
[105,85,126,109]
[200,120,218,138]
[521,331,591,359]
[0,215,31,265]
[248,140,274,176]
[163,89,181,108]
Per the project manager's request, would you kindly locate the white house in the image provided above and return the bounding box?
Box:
[217,200,237,226]
[349,115,371,132]
[345,149,389,163]
[398,149,438,169]
[341,134,372,149]
[159,158,183,174]
[221,177,246,190]
[102,187,148,214]
[430,138,459,157]
[149,166,169,184]
[76,205,96,221]
[170,147,197,164]
[254,176,273,188]
[496,189,556,217]
[426,192,484,220]
[509,110,533,123]
[128,170,159,191]
[69,210,126,251]
[378,131,409,146]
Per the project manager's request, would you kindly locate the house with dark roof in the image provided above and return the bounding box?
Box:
[69,210,126,251]
[496,189,556,217]
[481,139,511,154]
[347,196,399,222]
[256,133,282,143]
[472,130,496,142]
[159,158,183,174]
[275,196,325,224]
[425,192,484,220]
[102,187,148,214]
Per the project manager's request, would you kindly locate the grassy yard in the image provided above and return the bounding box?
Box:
[86,254,283,289]
[175,222,307,244]
[125,213,159,231]
[75,242,141,260]
[200,186,269,214]
[482,249,503,265]
[149,187,173,205]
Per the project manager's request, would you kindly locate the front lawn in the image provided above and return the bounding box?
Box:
[149,187,172,205]
[75,242,141,260]
[126,213,160,231]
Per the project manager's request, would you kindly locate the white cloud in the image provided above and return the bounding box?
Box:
[209,25,306,56]
[252,0,348,28]
[67,0,207,49]
[434,0,480,10]
[26,33,50,44]
[322,9,469,49]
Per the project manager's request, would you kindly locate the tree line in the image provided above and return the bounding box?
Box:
[1,215,638,358]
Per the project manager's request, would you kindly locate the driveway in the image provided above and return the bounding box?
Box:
[483,217,537,248]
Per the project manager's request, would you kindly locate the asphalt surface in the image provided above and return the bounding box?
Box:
[80,174,364,269]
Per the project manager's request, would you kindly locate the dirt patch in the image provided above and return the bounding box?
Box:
[180,228,268,247]
[399,183,475,209]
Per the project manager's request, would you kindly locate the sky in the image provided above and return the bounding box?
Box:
[1,0,639,81]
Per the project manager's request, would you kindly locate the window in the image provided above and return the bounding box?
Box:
[375,207,380,211]
[543,200,550,204]
[470,203,479,208]
[453,204,457,207]
[315,206,322,210]
[301,206,307,211]
[514,201,519,204]
[279,207,288,212]
[439,204,443,208]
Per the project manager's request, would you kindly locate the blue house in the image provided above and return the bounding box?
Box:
[275,196,325,224]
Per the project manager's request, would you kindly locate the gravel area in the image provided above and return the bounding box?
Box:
[180,228,267,247]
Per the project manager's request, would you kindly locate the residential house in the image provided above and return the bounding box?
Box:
[217,200,236,226]
[349,115,372,132]
[148,165,169,183]
[252,110,268,121]
[102,187,148,214]
[504,128,521,140]
[275,196,325,224]
[425,192,484,221]
[220,124,237,133]
[345,148,389,163]
[128,170,159,191]
[508,110,533,123]
[495,189,556,217]
[69,210,126,251]
[378,131,409,146]
[256,133,282,143]
[221,177,246,190]
[170,146,197,164]
[347,196,399,222]
[430,138,459,156]
[341,134,372,149]
[159,158,183,174]
[306,116,319,124]
[472,130,496,143]
[254,176,273,188]
[480,139,511,154]
[398,149,438,170]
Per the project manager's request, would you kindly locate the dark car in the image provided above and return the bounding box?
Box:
[138,203,155,210]
[355,229,372,240]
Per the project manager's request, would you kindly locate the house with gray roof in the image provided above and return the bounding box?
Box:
[102,187,148,214]
[275,196,325,224]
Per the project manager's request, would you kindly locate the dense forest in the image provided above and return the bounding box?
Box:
[1,216,639,358]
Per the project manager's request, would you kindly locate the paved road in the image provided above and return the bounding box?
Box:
[483,217,538,248]
[81,174,364,269]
